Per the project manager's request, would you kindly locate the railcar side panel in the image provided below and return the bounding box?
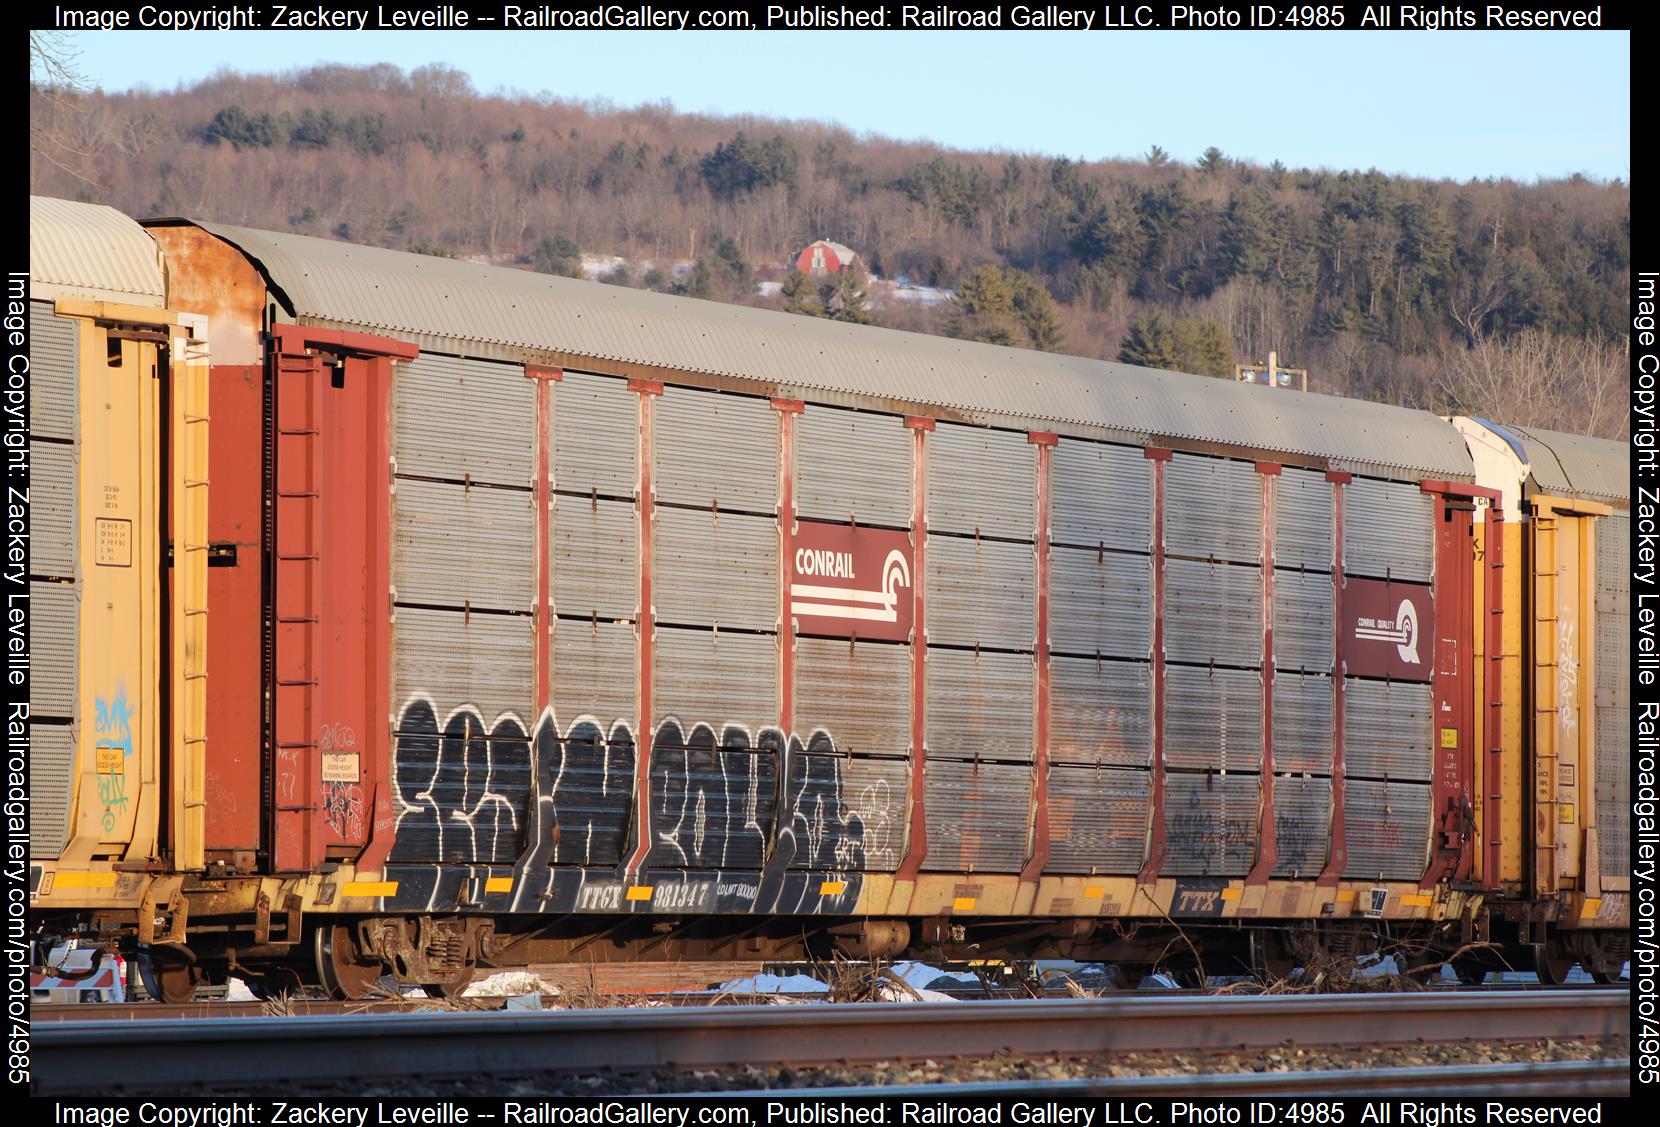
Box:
[1594,511,1630,884]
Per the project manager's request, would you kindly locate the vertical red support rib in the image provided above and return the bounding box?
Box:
[1318,471,1351,887]
[773,399,803,735]
[1248,462,1281,885]
[623,378,662,879]
[355,356,397,876]
[1138,448,1171,886]
[526,366,562,723]
[896,416,934,882]
[1021,432,1057,884]
[1484,502,1505,889]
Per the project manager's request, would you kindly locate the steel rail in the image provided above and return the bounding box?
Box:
[754,1059,1632,1098]
[32,979,1629,1022]
[34,990,1629,1096]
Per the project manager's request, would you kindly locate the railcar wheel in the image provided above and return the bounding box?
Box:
[1452,959,1487,986]
[138,949,201,1004]
[314,924,383,1001]
[1589,968,1623,985]
[1250,932,1297,983]
[1533,945,1574,986]
[1111,964,1148,990]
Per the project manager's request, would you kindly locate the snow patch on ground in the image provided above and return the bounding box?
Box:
[224,977,259,1001]
[715,972,829,994]
[463,971,563,997]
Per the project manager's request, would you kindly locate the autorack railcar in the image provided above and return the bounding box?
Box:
[26,197,1630,998]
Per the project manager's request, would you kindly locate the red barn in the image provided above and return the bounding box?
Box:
[795,240,857,276]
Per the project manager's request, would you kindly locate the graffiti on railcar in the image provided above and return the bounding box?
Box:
[390,702,534,864]
[389,698,873,913]
[92,686,135,833]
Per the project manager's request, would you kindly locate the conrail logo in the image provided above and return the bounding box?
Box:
[789,520,915,642]
[1354,596,1422,664]
[1343,576,1435,683]
[791,548,911,623]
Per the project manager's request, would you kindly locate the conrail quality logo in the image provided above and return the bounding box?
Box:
[1343,576,1435,683]
[788,521,915,642]
[1354,596,1422,664]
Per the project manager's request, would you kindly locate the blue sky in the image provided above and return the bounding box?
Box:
[55,30,1629,181]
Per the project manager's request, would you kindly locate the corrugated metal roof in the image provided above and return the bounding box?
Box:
[31,196,166,308]
[1505,424,1629,504]
[181,220,1472,478]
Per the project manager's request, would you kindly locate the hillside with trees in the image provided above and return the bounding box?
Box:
[29,61,1630,437]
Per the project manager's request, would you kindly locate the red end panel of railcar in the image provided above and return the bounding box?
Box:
[143,224,270,862]
[268,326,414,873]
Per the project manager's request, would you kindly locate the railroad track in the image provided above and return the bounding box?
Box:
[770,1059,1630,1098]
[34,989,1628,1095]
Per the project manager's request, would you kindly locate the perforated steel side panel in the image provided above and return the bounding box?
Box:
[1166,666,1262,772]
[30,725,75,859]
[839,755,911,870]
[32,443,76,579]
[781,750,909,871]
[1050,657,1151,768]
[654,508,778,631]
[925,536,1034,650]
[795,407,912,527]
[1343,478,1434,582]
[29,303,77,442]
[926,424,1035,537]
[925,648,1034,760]
[552,620,637,735]
[1272,774,1331,878]
[1049,547,1151,659]
[394,352,534,487]
[1165,559,1262,667]
[1163,772,1258,877]
[1597,512,1629,614]
[1343,679,1433,782]
[1274,469,1333,571]
[1595,512,1630,879]
[1273,673,1333,774]
[553,498,637,621]
[920,758,1031,872]
[1342,778,1430,882]
[30,581,77,717]
[1165,455,1261,565]
[1274,569,1335,672]
[393,480,534,611]
[653,628,776,734]
[654,388,778,513]
[796,637,911,755]
[1050,440,1151,551]
[390,713,532,864]
[393,607,534,728]
[1047,764,1149,874]
[554,370,637,499]
[645,744,776,870]
[1597,702,1629,879]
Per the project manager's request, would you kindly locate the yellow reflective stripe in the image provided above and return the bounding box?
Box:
[485,877,514,893]
[1083,885,1106,898]
[1220,887,1242,901]
[52,871,117,889]
[342,881,397,897]
[626,886,654,901]
[1400,893,1432,907]
[952,897,977,911]
[819,881,847,896]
